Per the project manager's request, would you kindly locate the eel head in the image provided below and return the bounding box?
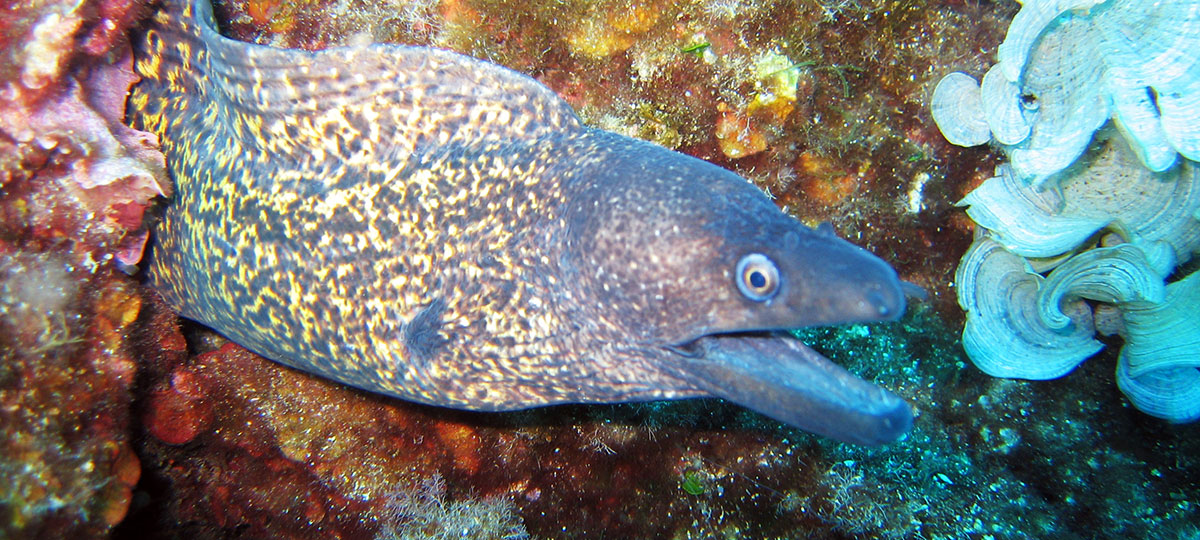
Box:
[562,133,913,445]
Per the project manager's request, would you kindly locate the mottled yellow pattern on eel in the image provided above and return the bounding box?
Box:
[131,0,914,444]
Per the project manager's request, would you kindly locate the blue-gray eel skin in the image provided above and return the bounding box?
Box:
[130,0,913,445]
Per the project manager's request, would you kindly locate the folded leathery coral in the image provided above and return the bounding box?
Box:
[935,0,1200,422]
[1120,269,1200,378]
[956,236,1102,380]
[956,231,1173,378]
[930,73,991,147]
[1034,244,1165,331]
[957,230,1200,422]
[931,0,1200,185]
[1118,362,1200,423]
[953,140,1200,420]
[960,135,1200,265]
[1116,270,1200,422]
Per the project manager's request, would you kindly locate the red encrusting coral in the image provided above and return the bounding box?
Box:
[1,0,167,271]
[0,254,145,537]
[128,301,534,537]
[144,369,214,446]
[0,0,165,536]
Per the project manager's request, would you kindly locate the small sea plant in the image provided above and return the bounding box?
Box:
[375,474,529,540]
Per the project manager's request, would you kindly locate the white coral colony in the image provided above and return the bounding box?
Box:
[932,0,1200,422]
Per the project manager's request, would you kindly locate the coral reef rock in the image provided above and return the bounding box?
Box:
[0,0,166,536]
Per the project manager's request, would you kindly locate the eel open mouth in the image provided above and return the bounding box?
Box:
[667,332,913,445]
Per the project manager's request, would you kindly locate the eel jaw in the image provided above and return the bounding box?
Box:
[665,332,913,445]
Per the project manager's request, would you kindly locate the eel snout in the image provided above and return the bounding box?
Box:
[770,230,909,328]
[668,333,913,445]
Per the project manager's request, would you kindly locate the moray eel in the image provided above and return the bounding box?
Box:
[130,0,913,445]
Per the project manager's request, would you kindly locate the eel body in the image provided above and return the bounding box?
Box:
[130,0,913,444]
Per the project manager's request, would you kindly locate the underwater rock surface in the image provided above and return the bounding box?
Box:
[934,0,1200,423]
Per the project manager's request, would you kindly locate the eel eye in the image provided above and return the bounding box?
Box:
[735,253,780,302]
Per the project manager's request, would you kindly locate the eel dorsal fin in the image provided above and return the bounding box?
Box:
[154,0,584,168]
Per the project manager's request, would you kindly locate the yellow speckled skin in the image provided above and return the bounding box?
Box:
[131,0,914,443]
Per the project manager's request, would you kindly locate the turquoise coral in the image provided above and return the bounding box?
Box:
[932,0,1200,422]
[933,0,1200,184]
